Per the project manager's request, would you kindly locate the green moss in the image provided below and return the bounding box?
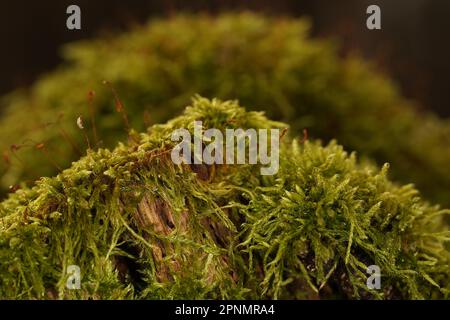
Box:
[0,13,449,208]
[1,97,449,299]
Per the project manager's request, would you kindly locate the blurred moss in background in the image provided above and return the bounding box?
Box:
[0,13,449,208]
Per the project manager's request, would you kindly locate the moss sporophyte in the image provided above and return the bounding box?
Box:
[0,97,449,299]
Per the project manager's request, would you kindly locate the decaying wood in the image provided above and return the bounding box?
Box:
[128,190,234,285]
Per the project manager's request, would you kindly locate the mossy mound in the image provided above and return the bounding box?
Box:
[1,97,449,299]
[1,13,450,207]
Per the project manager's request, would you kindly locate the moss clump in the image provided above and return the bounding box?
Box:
[1,13,450,207]
[1,97,449,299]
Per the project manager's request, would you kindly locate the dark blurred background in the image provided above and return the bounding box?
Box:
[1,0,449,116]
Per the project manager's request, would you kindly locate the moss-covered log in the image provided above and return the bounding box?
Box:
[1,97,449,299]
